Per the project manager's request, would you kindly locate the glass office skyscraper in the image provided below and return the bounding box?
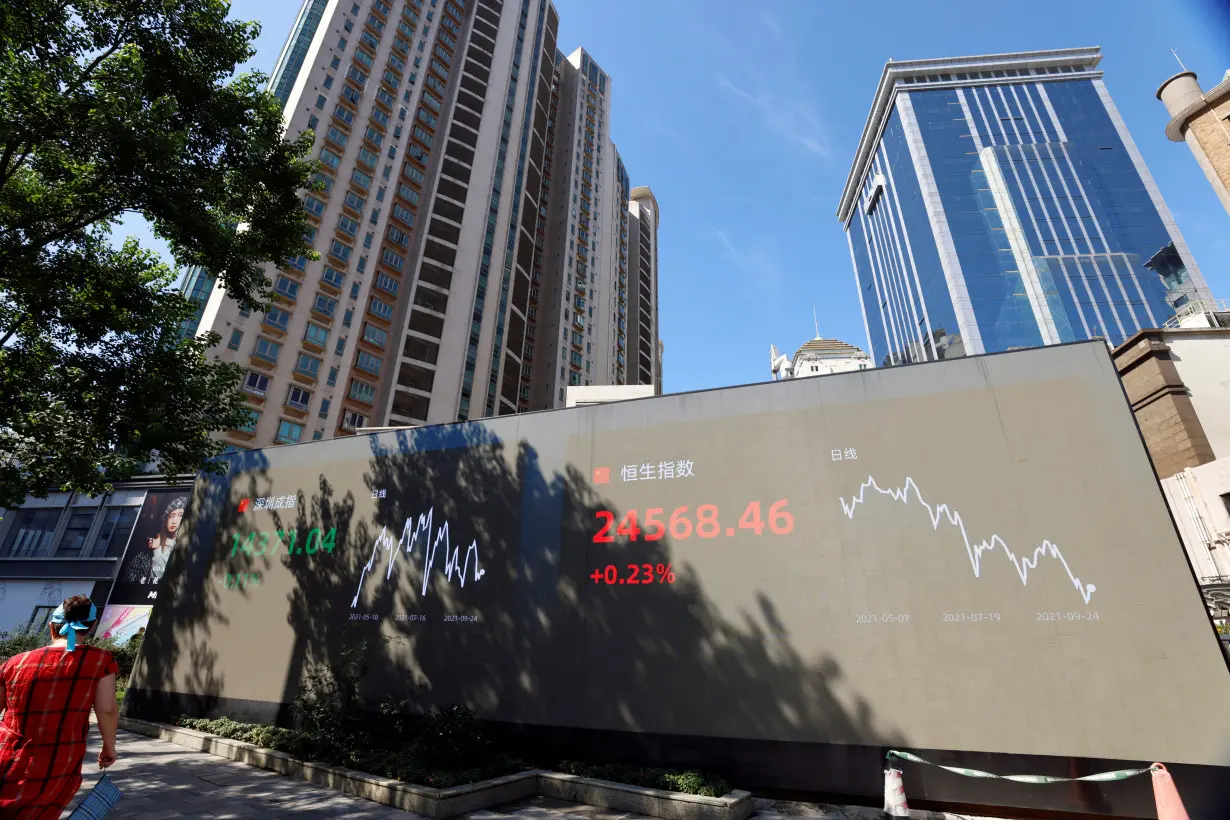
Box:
[837,48,1213,367]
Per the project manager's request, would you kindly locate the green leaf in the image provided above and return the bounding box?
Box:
[0,0,316,509]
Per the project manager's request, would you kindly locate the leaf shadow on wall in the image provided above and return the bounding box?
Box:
[125,448,279,717]
[269,421,905,795]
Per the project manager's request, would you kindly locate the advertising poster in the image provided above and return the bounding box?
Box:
[108,490,191,605]
[95,604,151,645]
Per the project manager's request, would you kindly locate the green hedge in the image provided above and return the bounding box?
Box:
[176,714,527,789]
[176,714,730,796]
[553,761,730,797]
[0,629,143,683]
[176,642,731,796]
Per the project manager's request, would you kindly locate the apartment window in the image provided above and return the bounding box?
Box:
[372,107,390,127]
[239,408,260,433]
[363,231,374,249]
[370,297,393,320]
[335,336,347,355]
[358,147,379,168]
[304,196,326,218]
[329,240,353,262]
[93,505,140,558]
[342,409,368,430]
[254,337,282,362]
[296,353,322,379]
[304,323,330,346]
[354,49,374,69]
[337,214,359,236]
[274,276,300,300]
[1,508,62,558]
[405,166,425,184]
[347,65,369,86]
[381,248,405,270]
[319,398,332,418]
[343,308,355,327]
[265,306,291,330]
[391,205,415,227]
[344,17,354,31]
[320,148,342,170]
[313,294,338,318]
[322,265,346,289]
[363,323,389,347]
[315,94,327,110]
[334,103,354,125]
[276,420,305,444]
[397,184,419,206]
[323,74,334,89]
[344,190,366,212]
[327,366,339,387]
[349,380,377,403]
[356,350,382,376]
[287,386,312,410]
[377,87,395,107]
[375,273,399,296]
[412,126,433,147]
[357,257,367,273]
[227,329,243,350]
[351,169,373,190]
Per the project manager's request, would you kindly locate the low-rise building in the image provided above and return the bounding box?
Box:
[1113,300,1230,633]
[0,476,192,640]
[770,336,872,381]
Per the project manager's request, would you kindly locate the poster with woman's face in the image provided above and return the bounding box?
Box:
[108,490,192,606]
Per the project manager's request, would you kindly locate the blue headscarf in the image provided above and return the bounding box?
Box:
[49,602,97,652]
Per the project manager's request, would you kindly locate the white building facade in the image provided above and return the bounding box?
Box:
[770,337,872,381]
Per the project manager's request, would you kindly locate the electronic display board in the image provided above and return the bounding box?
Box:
[127,342,1230,811]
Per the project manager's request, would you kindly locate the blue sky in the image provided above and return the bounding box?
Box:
[125,0,1230,395]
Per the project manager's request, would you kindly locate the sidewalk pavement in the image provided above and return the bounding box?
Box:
[63,729,657,820]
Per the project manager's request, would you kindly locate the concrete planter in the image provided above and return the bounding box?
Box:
[118,717,754,820]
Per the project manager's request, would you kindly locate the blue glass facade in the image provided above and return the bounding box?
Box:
[842,65,1209,367]
[178,266,215,339]
[269,0,329,112]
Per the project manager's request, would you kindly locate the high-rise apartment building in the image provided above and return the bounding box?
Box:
[836,47,1213,368]
[524,49,660,410]
[1156,68,1230,218]
[197,0,659,449]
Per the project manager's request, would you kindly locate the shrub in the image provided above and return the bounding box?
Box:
[554,761,731,797]
[0,629,45,663]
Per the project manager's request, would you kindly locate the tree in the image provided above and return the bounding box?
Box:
[0,0,317,510]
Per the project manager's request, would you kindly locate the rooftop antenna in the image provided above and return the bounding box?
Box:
[1170,48,1187,71]
[812,306,820,339]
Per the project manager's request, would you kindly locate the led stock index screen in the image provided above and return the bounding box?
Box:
[169,343,1230,767]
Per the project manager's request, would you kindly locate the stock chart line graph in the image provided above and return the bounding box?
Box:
[351,507,486,607]
[839,476,1097,605]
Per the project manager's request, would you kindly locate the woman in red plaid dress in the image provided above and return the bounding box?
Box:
[0,595,120,817]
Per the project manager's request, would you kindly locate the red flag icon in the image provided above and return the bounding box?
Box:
[593,466,610,485]
[237,498,251,513]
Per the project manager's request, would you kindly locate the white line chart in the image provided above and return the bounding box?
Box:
[351,507,486,608]
[839,476,1096,605]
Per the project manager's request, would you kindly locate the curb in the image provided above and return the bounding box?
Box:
[118,717,753,820]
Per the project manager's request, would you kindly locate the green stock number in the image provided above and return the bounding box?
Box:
[230,528,337,557]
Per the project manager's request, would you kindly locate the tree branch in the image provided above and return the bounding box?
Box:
[0,18,136,188]
[0,315,21,348]
[0,204,124,265]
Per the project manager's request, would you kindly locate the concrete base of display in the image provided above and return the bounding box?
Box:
[117,717,755,820]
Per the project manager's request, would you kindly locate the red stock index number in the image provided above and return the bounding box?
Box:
[593,500,794,543]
